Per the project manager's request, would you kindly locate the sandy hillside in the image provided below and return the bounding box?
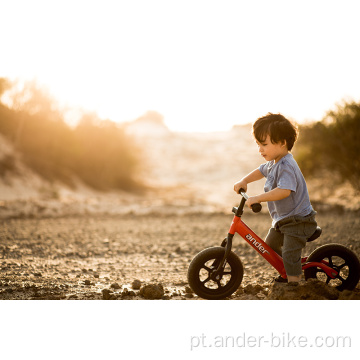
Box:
[0,125,266,218]
[2,122,358,219]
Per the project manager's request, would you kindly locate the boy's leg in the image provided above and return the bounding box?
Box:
[265,227,284,256]
[281,233,306,281]
[279,215,317,281]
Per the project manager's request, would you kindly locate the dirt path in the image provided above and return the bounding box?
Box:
[1,210,360,300]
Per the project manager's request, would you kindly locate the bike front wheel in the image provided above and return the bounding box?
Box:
[187,246,243,300]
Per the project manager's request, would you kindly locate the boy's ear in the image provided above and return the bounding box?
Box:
[281,139,287,147]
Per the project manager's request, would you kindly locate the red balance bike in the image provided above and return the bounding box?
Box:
[187,189,360,300]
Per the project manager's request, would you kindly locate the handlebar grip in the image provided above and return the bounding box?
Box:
[238,187,262,213]
[251,203,262,213]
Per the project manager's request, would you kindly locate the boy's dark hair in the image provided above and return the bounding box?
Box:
[253,113,298,151]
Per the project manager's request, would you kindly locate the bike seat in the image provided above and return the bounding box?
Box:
[307,226,322,242]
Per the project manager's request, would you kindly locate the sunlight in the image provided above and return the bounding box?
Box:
[1,0,360,132]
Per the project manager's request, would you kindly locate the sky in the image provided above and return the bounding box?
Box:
[1,0,360,132]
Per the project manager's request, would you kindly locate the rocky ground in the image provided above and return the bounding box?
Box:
[1,210,360,300]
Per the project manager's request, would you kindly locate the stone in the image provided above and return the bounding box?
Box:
[110,282,121,289]
[139,283,164,299]
[267,279,340,300]
[131,279,142,290]
[102,289,113,300]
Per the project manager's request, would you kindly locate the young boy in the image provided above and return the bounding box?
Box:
[234,113,317,284]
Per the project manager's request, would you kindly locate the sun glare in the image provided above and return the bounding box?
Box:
[1,0,360,132]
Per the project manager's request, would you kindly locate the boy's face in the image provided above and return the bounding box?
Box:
[255,135,288,163]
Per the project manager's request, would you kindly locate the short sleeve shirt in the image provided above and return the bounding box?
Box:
[258,153,313,226]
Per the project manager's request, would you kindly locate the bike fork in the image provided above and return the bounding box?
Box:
[212,233,234,278]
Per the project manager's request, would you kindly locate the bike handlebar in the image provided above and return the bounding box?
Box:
[239,188,262,213]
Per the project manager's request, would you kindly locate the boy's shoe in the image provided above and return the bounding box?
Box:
[273,275,288,283]
[287,280,305,286]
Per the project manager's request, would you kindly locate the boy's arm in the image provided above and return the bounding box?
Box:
[247,188,291,208]
[234,169,264,193]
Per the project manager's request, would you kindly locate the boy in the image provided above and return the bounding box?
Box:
[234,113,317,284]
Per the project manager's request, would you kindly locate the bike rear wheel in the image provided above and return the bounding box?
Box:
[187,246,243,300]
[304,244,360,291]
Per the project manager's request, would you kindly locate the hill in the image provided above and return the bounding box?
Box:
[1,120,359,219]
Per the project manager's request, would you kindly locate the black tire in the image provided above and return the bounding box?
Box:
[304,244,360,291]
[187,246,243,300]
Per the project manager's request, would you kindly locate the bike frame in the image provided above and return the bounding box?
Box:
[215,191,338,280]
[229,215,287,277]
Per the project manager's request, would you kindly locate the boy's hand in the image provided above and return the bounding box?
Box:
[233,169,264,194]
[247,196,261,209]
[234,181,247,194]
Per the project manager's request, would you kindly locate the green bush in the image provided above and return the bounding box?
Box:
[295,101,360,191]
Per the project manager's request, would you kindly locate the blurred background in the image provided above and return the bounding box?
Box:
[1,0,360,217]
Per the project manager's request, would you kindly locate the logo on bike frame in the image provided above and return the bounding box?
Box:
[245,234,270,255]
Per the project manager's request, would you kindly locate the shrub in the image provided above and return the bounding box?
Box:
[295,101,360,191]
[73,114,140,190]
[0,79,142,191]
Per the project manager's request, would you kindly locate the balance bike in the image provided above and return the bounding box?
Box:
[187,189,360,299]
